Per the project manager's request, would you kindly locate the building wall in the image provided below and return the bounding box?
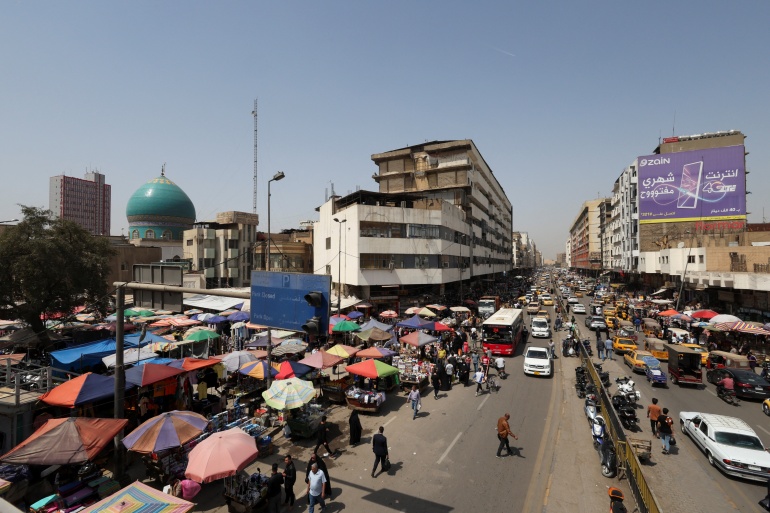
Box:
[105,243,163,290]
[568,199,605,270]
[49,172,111,236]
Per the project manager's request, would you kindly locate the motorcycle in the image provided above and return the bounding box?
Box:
[611,394,639,430]
[594,362,611,388]
[608,487,626,512]
[615,376,641,403]
[495,362,507,380]
[581,339,593,357]
[599,437,618,478]
[585,396,600,425]
[717,385,740,405]
[591,414,607,448]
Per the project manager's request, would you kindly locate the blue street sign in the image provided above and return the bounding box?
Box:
[250,271,331,333]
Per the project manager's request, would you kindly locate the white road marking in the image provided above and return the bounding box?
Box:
[705,388,717,397]
[477,394,491,411]
[436,431,463,465]
[757,424,770,437]
[383,416,397,427]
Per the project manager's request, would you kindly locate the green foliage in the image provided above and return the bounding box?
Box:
[0,206,115,342]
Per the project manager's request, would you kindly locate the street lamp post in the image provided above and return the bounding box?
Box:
[333,218,347,316]
[266,171,285,386]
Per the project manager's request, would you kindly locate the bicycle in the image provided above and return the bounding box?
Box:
[486,375,500,393]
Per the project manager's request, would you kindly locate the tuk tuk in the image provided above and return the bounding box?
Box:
[591,303,604,316]
[667,345,702,386]
[705,351,751,371]
[642,319,659,338]
[668,327,692,344]
[644,337,669,362]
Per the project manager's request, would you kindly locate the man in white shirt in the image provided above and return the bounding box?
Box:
[306,462,327,513]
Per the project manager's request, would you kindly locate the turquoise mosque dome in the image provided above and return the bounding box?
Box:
[126,168,196,241]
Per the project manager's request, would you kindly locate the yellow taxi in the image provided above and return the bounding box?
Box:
[518,296,528,306]
[624,349,654,374]
[612,336,638,355]
[526,302,541,314]
[541,296,555,306]
[575,291,583,298]
[603,306,617,318]
[680,343,709,365]
[535,310,551,323]
[604,316,619,330]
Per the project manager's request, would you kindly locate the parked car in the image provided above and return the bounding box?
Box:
[680,412,770,482]
[523,346,552,377]
[585,316,607,331]
[707,368,770,400]
[572,304,586,314]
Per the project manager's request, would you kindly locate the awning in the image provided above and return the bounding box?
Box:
[183,294,245,312]
[649,288,670,297]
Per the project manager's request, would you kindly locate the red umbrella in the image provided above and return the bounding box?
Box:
[124,363,185,387]
[657,309,679,317]
[185,428,258,483]
[379,310,398,319]
[1,417,128,465]
[428,321,453,332]
[691,309,718,320]
[298,350,343,369]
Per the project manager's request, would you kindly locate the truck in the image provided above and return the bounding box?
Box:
[478,295,501,318]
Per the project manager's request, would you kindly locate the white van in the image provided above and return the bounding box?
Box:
[530,317,551,338]
[523,346,552,376]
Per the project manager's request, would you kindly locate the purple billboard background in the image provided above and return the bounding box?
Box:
[637,145,746,223]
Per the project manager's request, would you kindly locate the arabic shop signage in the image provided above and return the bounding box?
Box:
[637,145,746,224]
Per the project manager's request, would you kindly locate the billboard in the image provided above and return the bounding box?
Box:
[637,145,746,224]
[250,271,331,333]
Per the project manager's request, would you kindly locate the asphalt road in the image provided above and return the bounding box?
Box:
[568,292,770,513]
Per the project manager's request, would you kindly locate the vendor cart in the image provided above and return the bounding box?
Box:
[344,387,386,414]
[320,378,350,404]
[399,375,429,394]
[285,412,323,439]
[625,437,652,462]
[223,471,267,513]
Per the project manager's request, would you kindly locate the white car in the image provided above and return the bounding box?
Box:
[680,412,770,482]
[523,346,552,376]
[567,296,579,304]
[572,304,586,314]
[530,317,551,338]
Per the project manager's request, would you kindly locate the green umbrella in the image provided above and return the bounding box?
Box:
[123,309,139,317]
[261,378,316,410]
[332,320,360,332]
[134,309,156,317]
[184,330,221,341]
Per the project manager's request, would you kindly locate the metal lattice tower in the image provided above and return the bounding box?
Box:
[252,99,258,214]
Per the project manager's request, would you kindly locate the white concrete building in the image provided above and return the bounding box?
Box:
[610,159,640,272]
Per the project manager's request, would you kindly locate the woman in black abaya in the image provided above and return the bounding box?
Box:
[349,410,363,445]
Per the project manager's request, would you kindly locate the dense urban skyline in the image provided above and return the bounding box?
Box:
[2,2,768,258]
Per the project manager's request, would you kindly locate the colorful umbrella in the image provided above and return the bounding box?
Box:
[298,350,343,369]
[1,417,128,465]
[355,327,393,342]
[40,372,131,408]
[671,313,694,323]
[355,346,398,359]
[123,309,140,317]
[196,313,216,322]
[379,310,398,318]
[183,329,220,341]
[125,363,185,387]
[347,311,364,319]
[261,377,316,410]
[206,316,228,324]
[271,344,308,357]
[273,360,313,380]
[400,331,438,347]
[355,302,373,309]
[396,315,434,329]
[81,480,194,513]
[713,321,770,335]
[359,319,393,332]
[168,358,220,372]
[214,350,259,372]
[657,309,680,317]
[426,304,447,311]
[417,307,436,317]
[185,428,258,483]
[691,309,718,320]
[331,320,360,332]
[345,359,399,379]
[450,306,470,313]
[326,344,360,358]
[122,411,209,455]
[239,360,279,379]
[428,321,453,332]
[134,310,156,318]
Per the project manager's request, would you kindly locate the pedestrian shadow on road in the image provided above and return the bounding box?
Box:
[415,411,431,419]
[508,446,526,459]
[385,460,403,475]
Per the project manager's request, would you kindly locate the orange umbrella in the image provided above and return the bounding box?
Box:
[657,309,679,317]
[185,428,258,483]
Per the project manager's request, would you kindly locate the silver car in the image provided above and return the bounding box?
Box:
[585,315,607,331]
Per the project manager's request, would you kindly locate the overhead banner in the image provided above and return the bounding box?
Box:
[637,145,746,224]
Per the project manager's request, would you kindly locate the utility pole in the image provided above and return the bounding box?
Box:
[252,99,258,215]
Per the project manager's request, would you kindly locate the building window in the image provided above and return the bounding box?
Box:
[162,230,172,240]
[120,262,127,271]
[145,230,155,239]
[326,237,331,250]
[699,255,704,264]
[687,255,695,264]
[131,229,139,239]
[187,239,193,246]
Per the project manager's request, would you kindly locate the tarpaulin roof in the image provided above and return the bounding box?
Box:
[50,332,168,371]
[183,293,246,312]
[102,347,159,368]
[168,358,220,371]
[0,417,128,465]
[125,363,186,387]
[40,372,132,407]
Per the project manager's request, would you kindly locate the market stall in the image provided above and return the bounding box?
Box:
[393,355,431,393]
[262,377,319,438]
[223,469,269,513]
[344,359,400,413]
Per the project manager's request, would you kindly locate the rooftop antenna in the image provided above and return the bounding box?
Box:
[161,162,166,176]
[672,110,676,137]
[252,99,258,214]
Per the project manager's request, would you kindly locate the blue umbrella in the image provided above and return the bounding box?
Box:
[347,311,364,319]
[207,315,228,324]
[227,311,250,322]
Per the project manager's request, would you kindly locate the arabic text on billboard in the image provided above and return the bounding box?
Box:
[637,145,746,224]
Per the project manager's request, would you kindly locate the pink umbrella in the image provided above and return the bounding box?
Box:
[379,310,398,319]
[180,479,201,500]
[185,429,258,483]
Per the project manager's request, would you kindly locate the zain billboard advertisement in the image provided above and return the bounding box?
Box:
[637,145,746,224]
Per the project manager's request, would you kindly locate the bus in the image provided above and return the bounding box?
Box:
[482,308,525,356]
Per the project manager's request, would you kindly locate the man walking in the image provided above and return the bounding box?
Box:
[407,385,421,420]
[265,463,284,513]
[371,426,389,477]
[496,413,518,458]
[647,398,662,438]
[657,407,674,454]
[471,351,480,374]
[306,463,327,513]
[596,330,605,360]
[282,455,296,508]
[314,416,337,457]
[604,337,614,361]
[474,368,485,396]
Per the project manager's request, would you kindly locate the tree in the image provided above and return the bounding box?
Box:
[0,206,115,346]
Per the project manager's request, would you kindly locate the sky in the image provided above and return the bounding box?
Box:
[2,1,768,260]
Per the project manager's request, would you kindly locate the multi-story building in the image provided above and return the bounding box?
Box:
[512,231,538,270]
[254,228,313,274]
[49,171,111,235]
[314,140,513,312]
[599,198,613,270]
[568,199,607,271]
[183,211,258,288]
[608,160,640,273]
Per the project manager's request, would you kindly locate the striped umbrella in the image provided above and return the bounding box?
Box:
[81,480,194,512]
[239,360,279,379]
[261,377,316,410]
[122,411,209,455]
[714,321,770,336]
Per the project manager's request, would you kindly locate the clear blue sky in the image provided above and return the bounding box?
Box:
[2,2,768,259]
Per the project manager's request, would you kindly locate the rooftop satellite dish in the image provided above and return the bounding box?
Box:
[677,242,685,249]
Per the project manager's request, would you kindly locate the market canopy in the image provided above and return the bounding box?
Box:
[1,417,128,465]
[396,315,434,330]
[212,350,259,373]
[417,307,436,317]
[399,331,438,348]
[355,346,398,359]
[125,363,186,387]
[183,329,221,342]
[379,310,398,319]
[82,480,194,513]
[185,428,258,483]
[325,344,360,358]
[657,309,680,317]
[359,319,393,332]
[691,309,719,320]
[272,360,313,380]
[355,327,393,342]
[709,314,742,324]
[331,320,360,333]
[239,360,279,379]
[345,359,399,379]
[298,350,343,369]
[168,357,220,372]
[713,321,770,335]
[122,411,209,455]
[40,372,132,408]
[49,332,168,371]
[102,347,159,368]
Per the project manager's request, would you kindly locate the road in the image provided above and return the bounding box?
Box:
[567,291,770,513]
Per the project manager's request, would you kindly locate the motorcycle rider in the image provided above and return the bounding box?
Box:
[494,356,506,378]
[717,374,735,397]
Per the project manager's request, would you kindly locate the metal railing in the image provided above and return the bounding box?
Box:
[0,362,72,406]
